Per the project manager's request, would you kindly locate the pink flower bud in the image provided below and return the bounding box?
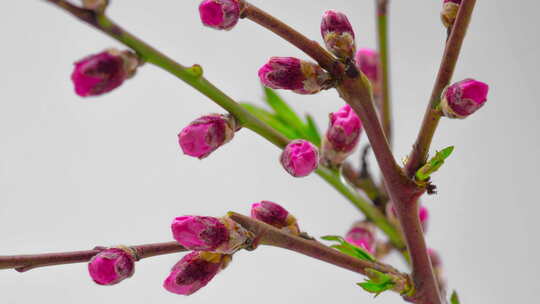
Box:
[71,49,138,97]
[280,139,319,177]
[178,114,237,159]
[441,78,489,118]
[88,248,136,285]
[441,0,462,28]
[345,221,376,254]
[355,48,380,93]
[321,105,362,167]
[251,201,300,235]
[258,57,330,94]
[419,206,429,232]
[163,251,231,295]
[171,216,251,254]
[198,0,241,31]
[321,10,356,59]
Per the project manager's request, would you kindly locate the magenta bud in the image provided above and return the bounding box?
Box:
[321,105,362,167]
[441,0,462,28]
[258,57,331,95]
[419,206,429,232]
[198,0,241,31]
[321,10,356,59]
[171,216,251,254]
[280,139,319,177]
[441,78,489,118]
[71,49,139,97]
[251,201,300,235]
[345,221,376,254]
[178,114,237,159]
[88,247,136,285]
[355,48,380,94]
[163,251,231,295]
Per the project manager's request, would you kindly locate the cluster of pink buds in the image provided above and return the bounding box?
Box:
[163,251,231,295]
[178,114,239,159]
[440,78,489,119]
[280,139,319,177]
[441,0,462,28]
[251,201,300,235]
[171,215,252,254]
[345,221,376,254]
[71,49,139,97]
[321,105,363,167]
[355,48,381,98]
[258,57,331,95]
[321,10,356,60]
[199,0,241,31]
[87,247,137,285]
[387,203,430,233]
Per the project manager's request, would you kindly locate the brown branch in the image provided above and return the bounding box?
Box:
[240,1,341,75]
[404,0,477,177]
[228,212,411,293]
[0,242,185,272]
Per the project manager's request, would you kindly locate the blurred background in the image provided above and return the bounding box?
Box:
[1,1,539,303]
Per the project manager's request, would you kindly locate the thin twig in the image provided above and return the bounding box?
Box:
[0,242,185,272]
[376,0,392,146]
[404,0,477,178]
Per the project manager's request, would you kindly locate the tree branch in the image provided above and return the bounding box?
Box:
[229,212,411,294]
[0,242,185,272]
[404,0,477,177]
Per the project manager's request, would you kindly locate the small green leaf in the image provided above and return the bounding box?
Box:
[263,88,311,138]
[240,103,300,139]
[450,290,460,304]
[304,114,322,146]
[321,235,376,262]
[357,269,395,297]
[415,146,455,181]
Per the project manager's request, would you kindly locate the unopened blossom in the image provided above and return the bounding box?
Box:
[441,78,489,118]
[199,0,241,30]
[178,114,238,159]
[171,215,251,254]
[345,221,376,254]
[321,105,362,167]
[280,139,319,177]
[251,201,300,235]
[163,251,231,295]
[82,0,108,11]
[355,48,380,95]
[258,57,331,94]
[419,206,429,232]
[321,10,356,59]
[88,247,136,285]
[71,49,138,97]
[441,0,462,28]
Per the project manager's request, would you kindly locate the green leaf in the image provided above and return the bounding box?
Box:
[240,103,300,139]
[263,87,306,130]
[357,269,395,297]
[321,235,376,262]
[415,146,455,181]
[450,290,460,304]
[304,114,322,146]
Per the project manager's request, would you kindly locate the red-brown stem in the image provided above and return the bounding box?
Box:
[405,0,477,177]
[228,212,411,293]
[240,1,341,75]
[0,242,185,272]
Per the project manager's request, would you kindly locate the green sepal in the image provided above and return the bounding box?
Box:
[415,146,455,181]
[321,235,376,262]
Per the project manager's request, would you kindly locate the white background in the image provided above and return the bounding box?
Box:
[1,1,539,303]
